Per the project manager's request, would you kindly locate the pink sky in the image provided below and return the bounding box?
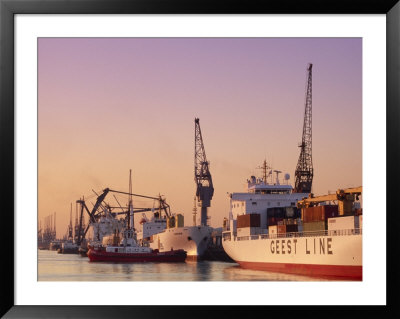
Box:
[38,38,362,237]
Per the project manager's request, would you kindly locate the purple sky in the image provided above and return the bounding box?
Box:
[38,38,362,236]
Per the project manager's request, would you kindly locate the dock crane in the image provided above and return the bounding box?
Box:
[297,186,362,216]
[76,187,171,241]
[294,63,314,193]
[194,118,214,226]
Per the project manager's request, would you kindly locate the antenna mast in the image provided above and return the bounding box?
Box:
[257,159,270,184]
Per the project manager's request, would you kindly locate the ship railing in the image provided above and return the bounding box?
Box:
[234,228,362,241]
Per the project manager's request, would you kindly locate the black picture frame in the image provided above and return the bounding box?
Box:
[1,0,398,318]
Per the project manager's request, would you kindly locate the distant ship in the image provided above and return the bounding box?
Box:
[58,239,79,254]
[49,240,61,251]
[137,209,213,261]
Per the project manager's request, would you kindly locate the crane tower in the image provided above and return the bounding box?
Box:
[294,63,313,193]
[194,118,214,226]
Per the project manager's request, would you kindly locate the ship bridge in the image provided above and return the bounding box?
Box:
[248,183,293,195]
[247,174,293,195]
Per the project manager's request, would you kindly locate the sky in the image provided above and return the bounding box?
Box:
[38,38,362,237]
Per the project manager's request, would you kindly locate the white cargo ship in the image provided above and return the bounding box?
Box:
[137,213,213,261]
[222,169,362,280]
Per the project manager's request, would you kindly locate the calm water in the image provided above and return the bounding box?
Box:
[38,250,327,281]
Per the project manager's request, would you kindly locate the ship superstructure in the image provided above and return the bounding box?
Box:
[229,165,307,233]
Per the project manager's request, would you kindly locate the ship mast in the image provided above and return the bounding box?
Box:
[257,159,270,184]
[68,203,73,240]
[128,169,133,231]
[294,63,313,193]
[192,197,197,226]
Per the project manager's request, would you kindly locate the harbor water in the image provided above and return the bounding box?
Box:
[38,250,330,281]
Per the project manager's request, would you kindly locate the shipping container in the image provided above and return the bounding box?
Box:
[237,214,261,228]
[339,200,353,215]
[286,224,298,233]
[267,217,283,226]
[327,215,359,231]
[277,225,286,234]
[237,227,260,236]
[302,205,338,223]
[268,225,278,235]
[303,221,326,232]
[283,218,296,225]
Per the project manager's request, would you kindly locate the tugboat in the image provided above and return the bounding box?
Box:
[87,229,187,263]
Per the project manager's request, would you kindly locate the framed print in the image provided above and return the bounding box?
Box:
[1,0,399,317]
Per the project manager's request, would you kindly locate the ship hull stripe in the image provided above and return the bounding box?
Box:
[236,260,362,280]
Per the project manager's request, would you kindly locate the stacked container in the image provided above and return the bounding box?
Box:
[236,214,260,237]
[285,224,299,233]
[277,225,286,234]
[267,217,284,226]
[302,205,339,222]
[303,221,326,232]
[268,225,278,236]
[237,214,261,228]
[327,215,360,231]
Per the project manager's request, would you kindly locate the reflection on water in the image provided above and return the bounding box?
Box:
[38,250,327,281]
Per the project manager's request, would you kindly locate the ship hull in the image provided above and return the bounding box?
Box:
[57,247,79,254]
[223,233,362,280]
[87,248,187,263]
[150,226,213,260]
[236,261,361,280]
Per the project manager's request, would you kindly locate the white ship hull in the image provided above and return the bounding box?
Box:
[222,230,362,280]
[150,226,213,261]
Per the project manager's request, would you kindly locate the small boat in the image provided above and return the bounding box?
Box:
[49,240,61,251]
[58,240,79,254]
[87,229,187,263]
